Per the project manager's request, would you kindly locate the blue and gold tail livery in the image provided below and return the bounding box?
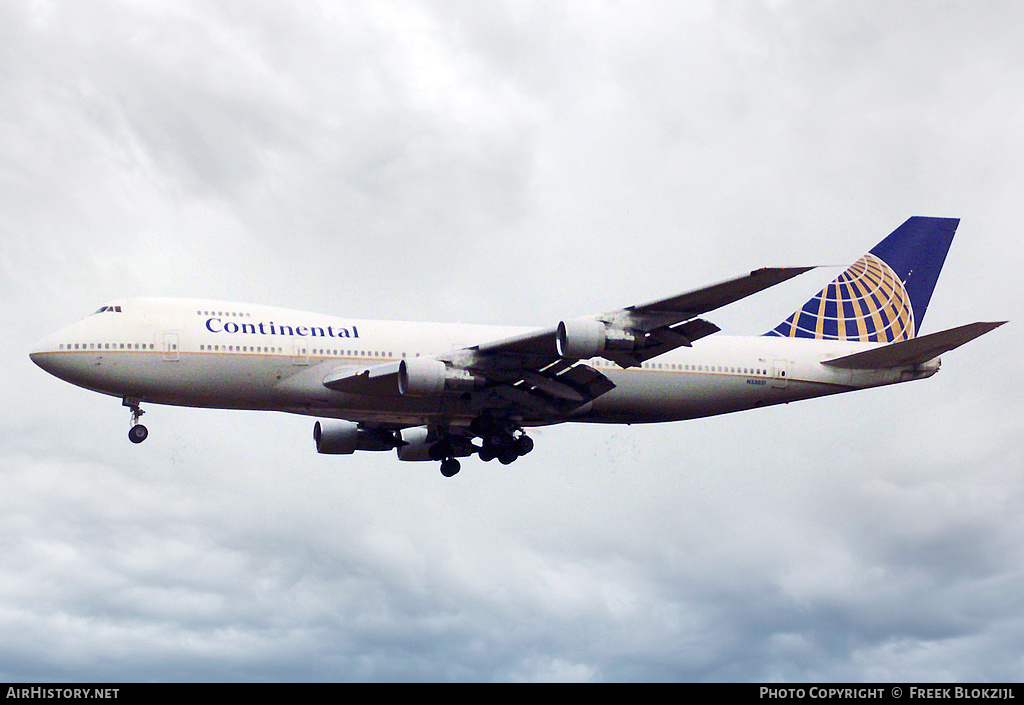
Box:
[765,217,959,342]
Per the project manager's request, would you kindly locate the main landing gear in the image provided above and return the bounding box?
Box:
[440,458,461,478]
[123,397,148,444]
[424,437,466,478]
[470,414,534,467]
[477,431,533,465]
[428,415,536,477]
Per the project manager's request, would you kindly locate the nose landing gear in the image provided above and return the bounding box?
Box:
[123,397,148,444]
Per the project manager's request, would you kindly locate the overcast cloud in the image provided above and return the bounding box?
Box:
[2,0,1023,682]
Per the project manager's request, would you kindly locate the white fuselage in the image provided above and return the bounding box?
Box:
[30,298,939,429]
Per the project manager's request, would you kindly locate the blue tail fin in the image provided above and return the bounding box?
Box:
[765,217,958,342]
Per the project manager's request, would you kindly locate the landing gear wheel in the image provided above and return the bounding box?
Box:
[440,458,461,477]
[514,435,534,456]
[128,424,149,444]
[123,397,147,444]
[488,432,514,453]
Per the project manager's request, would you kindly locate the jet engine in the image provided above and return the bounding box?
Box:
[396,427,476,462]
[556,318,642,359]
[398,358,480,396]
[313,420,400,454]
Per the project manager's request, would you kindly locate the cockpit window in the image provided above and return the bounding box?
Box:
[93,305,123,314]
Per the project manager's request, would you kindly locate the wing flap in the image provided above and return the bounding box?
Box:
[518,370,587,401]
[481,360,616,415]
[821,321,1007,369]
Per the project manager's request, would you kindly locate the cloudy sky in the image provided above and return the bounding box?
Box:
[2,0,1023,682]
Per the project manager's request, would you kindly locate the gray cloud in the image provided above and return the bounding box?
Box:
[2,0,1022,682]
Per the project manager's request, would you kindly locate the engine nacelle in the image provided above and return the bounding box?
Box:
[556,318,605,358]
[398,358,446,396]
[396,427,476,462]
[313,420,398,454]
[556,318,642,359]
[396,427,434,461]
[398,358,480,396]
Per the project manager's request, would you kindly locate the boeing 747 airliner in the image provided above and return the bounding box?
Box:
[30,217,1005,476]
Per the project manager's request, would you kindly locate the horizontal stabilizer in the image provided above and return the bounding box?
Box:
[821,321,1007,370]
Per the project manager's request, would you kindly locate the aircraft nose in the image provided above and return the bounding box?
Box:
[30,336,55,370]
[29,330,67,376]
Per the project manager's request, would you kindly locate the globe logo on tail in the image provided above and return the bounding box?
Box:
[767,253,915,342]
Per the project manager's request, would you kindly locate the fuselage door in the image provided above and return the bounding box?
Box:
[772,359,788,388]
[163,332,180,362]
[293,338,309,366]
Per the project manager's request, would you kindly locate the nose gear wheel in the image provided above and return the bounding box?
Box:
[123,397,148,444]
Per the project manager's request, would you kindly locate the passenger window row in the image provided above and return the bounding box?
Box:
[200,345,284,353]
[682,364,768,375]
[197,310,252,318]
[56,342,769,376]
[301,350,398,358]
[59,343,154,350]
[589,358,768,375]
[199,346,398,358]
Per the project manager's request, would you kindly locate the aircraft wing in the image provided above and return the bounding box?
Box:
[476,266,812,366]
[324,266,812,420]
[321,354,613,419]
[323,361,402,395]
[623,266,815,329]
[457,266,812,417]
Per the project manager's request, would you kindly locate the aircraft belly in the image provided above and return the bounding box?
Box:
[121,352,284,407]
[587,370,771,423]
[50,346,861,424]
[85,350,470,423]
